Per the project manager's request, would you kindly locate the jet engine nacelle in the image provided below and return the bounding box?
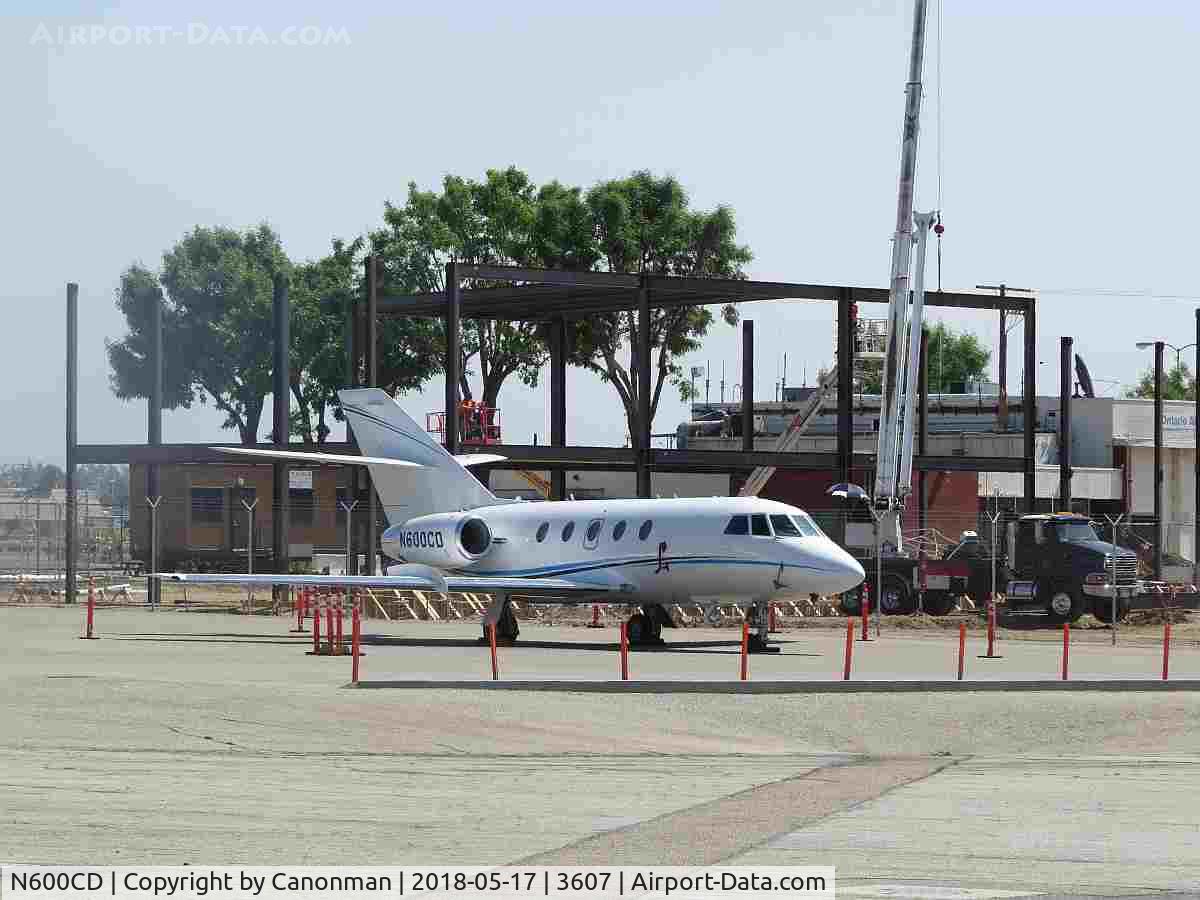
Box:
[382,512,495,568]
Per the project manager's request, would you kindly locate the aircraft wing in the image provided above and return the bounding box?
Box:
[158,572,627,599]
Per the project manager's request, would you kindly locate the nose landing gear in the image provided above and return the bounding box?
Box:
[747,600,780,654]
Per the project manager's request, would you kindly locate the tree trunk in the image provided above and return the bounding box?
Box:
[241,398,264,445]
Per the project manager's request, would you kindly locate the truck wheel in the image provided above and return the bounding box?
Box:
[880,573,916,615]
[923,591,957,616]
[1092,596,1130,623]
[1044,584,1085,623]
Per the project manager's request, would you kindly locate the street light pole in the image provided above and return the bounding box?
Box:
[1155,340,1164,581]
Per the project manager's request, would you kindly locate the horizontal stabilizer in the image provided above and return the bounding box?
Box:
[214,446,424,468]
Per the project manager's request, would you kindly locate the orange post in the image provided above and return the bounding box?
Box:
[986,602,997,657]
[325,601,335,656]
[82,576,97,640]
[843,618,854,681]
[860,588,871,642]
[619,621,629,680]
[957,621,966,681]
[739,621,750,681]
[351,603,362,684]
[588,604,602,628]
[335,594,344,656]
[1061,622,1070,681]
[768,603,779,633]
[1162,620,1172,681]
[312,597,322,654]
[489,622,500,680]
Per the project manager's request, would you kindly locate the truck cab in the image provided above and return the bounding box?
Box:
[1005,513,1140,623]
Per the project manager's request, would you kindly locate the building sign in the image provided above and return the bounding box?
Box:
[288,469,313,490]
[1112,401,1196,448]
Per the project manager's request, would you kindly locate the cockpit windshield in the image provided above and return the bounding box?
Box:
[792,514,823,538]
[769,514,800,537]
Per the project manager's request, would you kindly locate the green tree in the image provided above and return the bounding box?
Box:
[1127,361,1196,400]
[858,322,991,394]
[289,238,442,443]
[107,224,290,444]
[370,167,595,408]
[570,171,751,445]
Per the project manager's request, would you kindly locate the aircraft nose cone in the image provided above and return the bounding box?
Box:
[826,546,865,595]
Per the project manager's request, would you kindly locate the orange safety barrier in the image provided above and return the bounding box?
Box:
[619,621,629,681]
[81,576,98,640]
[860,587,871,642]
[843,618,854,681]
[588,604,602,628]
[351,603,362,684]
[1061,622,1070,681]
[1162,620,1172,681]
[325,602,335,656]
[335,594,344,656]
[768,603,779,633]
[739,620,750,681]
[957,621,966,681]
[489,622,499,680]
[312,597,322,654]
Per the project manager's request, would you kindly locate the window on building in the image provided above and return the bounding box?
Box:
[770,514,801,537]
[290,488,315,527]
[724,515,749,535]
[561,522,575,542]
[190,488,224,525]
[612,521,627,541]
[536,522,549,542]
[638,520,654,541]
[751,514,771,536]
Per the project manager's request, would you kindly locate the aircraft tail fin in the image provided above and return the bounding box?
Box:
[337,388,503,523]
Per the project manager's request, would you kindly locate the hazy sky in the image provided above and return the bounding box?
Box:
[5,0,1199,464]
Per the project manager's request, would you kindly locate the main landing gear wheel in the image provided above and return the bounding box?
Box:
[625,609,664,646]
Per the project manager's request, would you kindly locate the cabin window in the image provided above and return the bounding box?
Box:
[770,514,801,537]
[750,514,771,537]
[638,520,654,541]
[792,514,821,537]
[612,521,627,541]
[536,522,549,543]
[724,515,749,535]
[586,520,603,543]
[561,522,575,542]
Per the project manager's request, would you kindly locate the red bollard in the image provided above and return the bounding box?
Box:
[739,620,750,682]
[312,597,322,654]
[81,576,98,640]
[1162,620,1172,681]
[619,621,629,681]
[1061,622,1070,681]
[588,604,602,628]
[957,621,966,681]
[489,622,500,680]
[843,618,854,681]
[351,604,362,684]
[326,600,335,656]
[860,588,871,642]
[768,603,779,633]
[292,588,307,633]
[335,594,345,656]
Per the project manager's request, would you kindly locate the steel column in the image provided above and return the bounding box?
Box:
[549,315,567,501]
[272,273,290,578]
[1023,299,1037,512]
[345,275,360,574]
[742,320,754,454]
[836,290,853,486]
[65,283,78,605]
[147,287,162,605]
[917,327,928,535]
[636,279,652,498]
[1194,310,1199,587]
[444,261,461,456]
[1154,340,1164,580]
[997,290,1008,430]
[1059,336,1073,509]
[364,255,379,574]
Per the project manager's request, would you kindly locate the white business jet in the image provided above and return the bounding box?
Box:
[162,388,864,650]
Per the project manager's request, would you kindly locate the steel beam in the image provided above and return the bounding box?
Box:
[742,320,754,454]
[549,316,567,501]
[636,280,651,498]
[444,261,461,456]
[365,255,379,574]
[1195,310,1199,587]
[1154,340,1164,580]
[147,284,163,605]
[272,274,290,578]
[65,283,78,605]
[1023,299,1037,511]
[1060,336,1073,509]
[918,327,929,536]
